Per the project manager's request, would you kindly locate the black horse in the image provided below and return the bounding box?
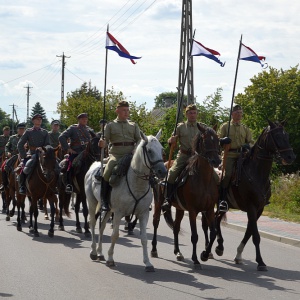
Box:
[58,136,101,237]
[214,120,296,271]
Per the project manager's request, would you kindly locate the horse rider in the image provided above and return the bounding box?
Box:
[17,114,50,195]
[0,126,11,191]
[58,113,95,194]
[97,100,141,211]
[48,120,61,148]
[161,104,204,212]
[218,104,253,212]
[0,123,26,192]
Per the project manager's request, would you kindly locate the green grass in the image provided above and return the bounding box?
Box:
[263,172,300,223]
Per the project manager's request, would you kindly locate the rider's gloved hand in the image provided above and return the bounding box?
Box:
[219,137,232,146]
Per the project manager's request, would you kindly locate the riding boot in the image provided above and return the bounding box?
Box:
[0,170,8,191]
[100,179,111,211]
[18,172,27,195]
[218,187,228,212]
[65,170,73,194]
[161,182,175,212]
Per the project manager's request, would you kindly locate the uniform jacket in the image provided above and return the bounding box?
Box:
[59,124,94,153]
[0,135,10,157]
[17,127,50,159]
[5,134,23,156]
[48,130,60,148]
[175,121,199,154]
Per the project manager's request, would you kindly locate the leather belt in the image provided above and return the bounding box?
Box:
[112,142,135,146]
[180,148,194,156]
[228,148,242,153]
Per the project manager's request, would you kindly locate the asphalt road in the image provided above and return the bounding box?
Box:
[0,200,300,300]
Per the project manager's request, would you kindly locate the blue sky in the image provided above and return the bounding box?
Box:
[1,0,299,123]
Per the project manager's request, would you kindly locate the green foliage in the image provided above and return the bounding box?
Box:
[264,172,300,223]
[29,102,49,129]
[154,91,188,109]
[235,66,300,172]
[0,108,12,132]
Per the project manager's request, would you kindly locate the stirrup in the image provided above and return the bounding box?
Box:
[218,200,228,213]
[65,184,73,194]
[19,187,26,195]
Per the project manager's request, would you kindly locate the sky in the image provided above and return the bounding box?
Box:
[1,0,299,123]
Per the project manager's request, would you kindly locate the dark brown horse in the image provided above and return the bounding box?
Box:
[17,146,59,237]
[58,136,101,237]
[152,124,221,269]
[214,120,296,271]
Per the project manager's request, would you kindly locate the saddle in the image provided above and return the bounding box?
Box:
[109,154,133,187]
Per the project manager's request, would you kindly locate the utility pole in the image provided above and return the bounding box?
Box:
[24,85,33,123]
[56,52,70,120]
[177,0,194,120]
[9,104,17,134]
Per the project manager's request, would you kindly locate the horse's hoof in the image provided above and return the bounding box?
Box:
[17,226,22,232]
[5,216,10,221]
[58,225,65,231]
[44,216,49,220]
[145,265,155,272]
[257,265,268,271]
[34,232,39,237]
[98,255,105,261]
[176,252,184,261]
[151,251,158,258]
[194,263,203,270]
[90,253,98,261]
[106,260,115,267]
[48,230,54,238]
[234,258,243,265]
[29,227,34,233]
[84,231,91,238]
[200,251,209,262]
[76,228,83,233]
[215,247,224,256]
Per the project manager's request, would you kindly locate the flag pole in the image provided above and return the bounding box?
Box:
[100,24,109,175]
[220,34,243,183]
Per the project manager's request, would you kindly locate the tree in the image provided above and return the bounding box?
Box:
[0,108,10,130]
[29,102,49,129]
[154,91,188,109]
[235,65,300,172]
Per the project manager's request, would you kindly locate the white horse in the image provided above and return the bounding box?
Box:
[85,130,167,272]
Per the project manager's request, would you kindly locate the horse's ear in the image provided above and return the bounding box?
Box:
[280,120,287,127]
[267,119,275,128]
[140,131,148,143]
[155,129,162,140]
[197,122,206,133]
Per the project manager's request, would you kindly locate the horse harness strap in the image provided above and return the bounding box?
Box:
[112,142,135,146]
[180,148,194,156]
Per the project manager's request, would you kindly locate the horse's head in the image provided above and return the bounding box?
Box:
[139,130,167,179]
[85,136,101,161]
[39,145,57,179]
[262,120,296,165]
[193,123,221,168]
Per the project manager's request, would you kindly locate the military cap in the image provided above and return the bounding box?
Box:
[32,113,43,120]
[232,104,242,112]
[77,113,88,119]
[16,123,26,129]
[185,104,197,113]
[3,126,10,131]
[51,120,60,125]
[116,100,129,108]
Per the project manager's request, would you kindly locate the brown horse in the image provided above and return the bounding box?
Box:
[58,136,101,236]
[152,124,221,269]
[18,146,59,237]
[214,120,296,271]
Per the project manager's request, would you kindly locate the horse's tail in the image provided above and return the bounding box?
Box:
[163,209,175,230]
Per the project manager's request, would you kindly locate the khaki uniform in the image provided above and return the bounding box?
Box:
[59,125,94,154]
[103,117,141,182]
[48,131,60,148]
[5,134,22,156]
[0,135,9,158]
[17,127,50,159]
[168,121,199,184]
[218,120,253,187]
